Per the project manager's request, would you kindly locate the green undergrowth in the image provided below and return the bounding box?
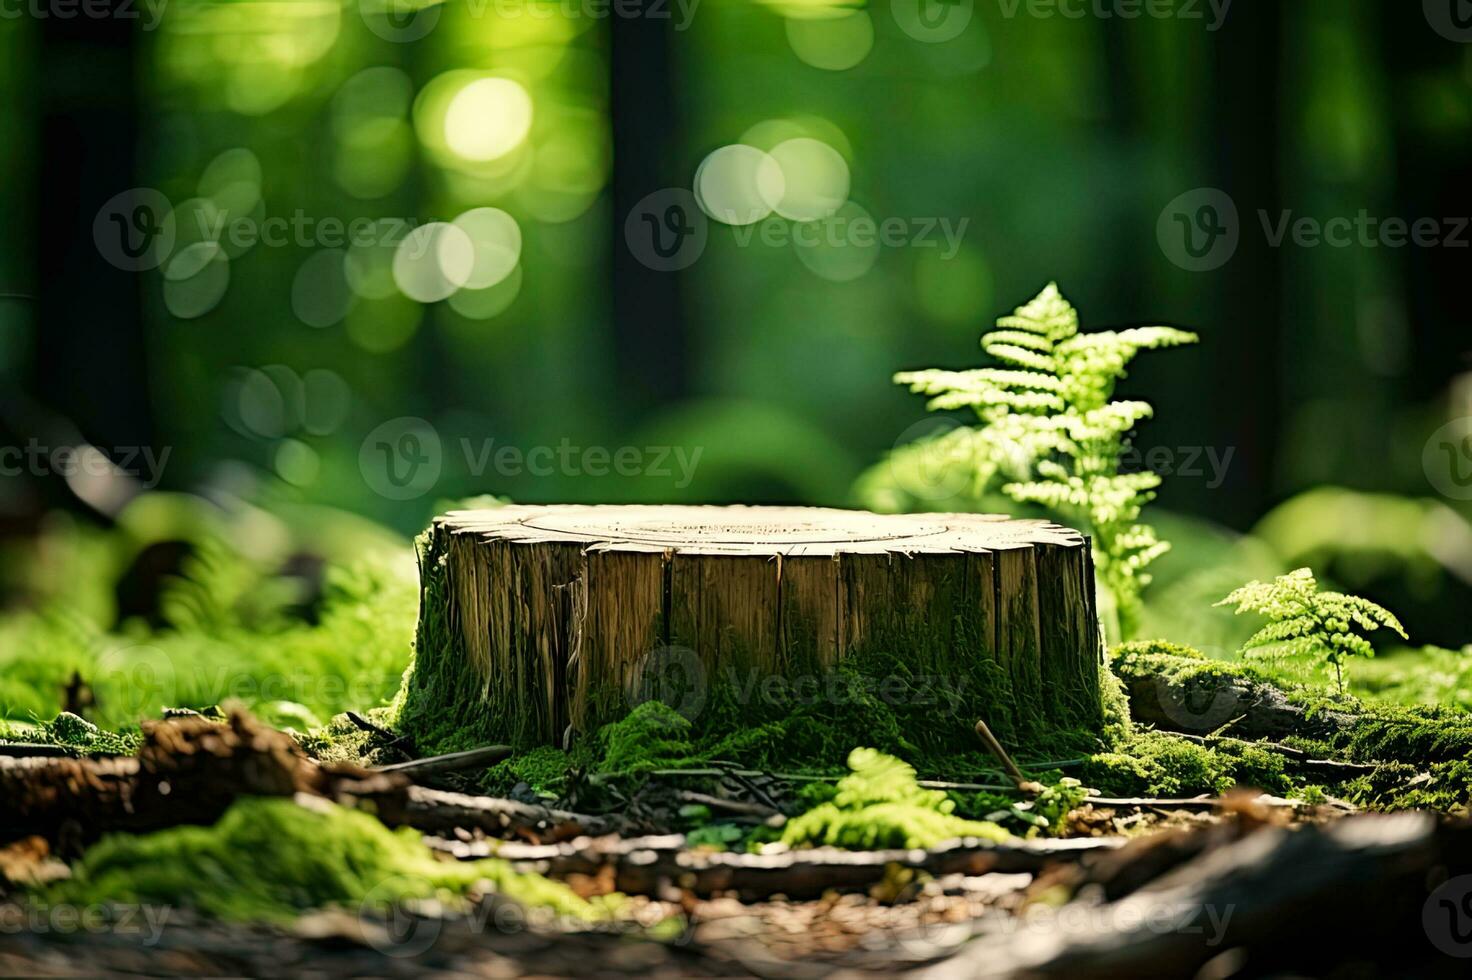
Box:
[781,748,1012,850]
[0,711,142,756]
[1104,639,1472,810]
[1,560,418,730]
[42,796,613,924]
[478,696,1110,805]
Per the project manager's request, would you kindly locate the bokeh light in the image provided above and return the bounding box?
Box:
[793,200,881,281]
[392,222,474,303]
[694,144,785,226]
[451,208,522,289]
[291,250,356,328]
[163,242,230,319]
[443,77,534,163]
[769,137,850,221]
[785,11,874,72]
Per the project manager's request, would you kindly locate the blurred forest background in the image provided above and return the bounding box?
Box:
[1,0,1470,697]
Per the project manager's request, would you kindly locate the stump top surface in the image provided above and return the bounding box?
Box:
[439,505,1084,556]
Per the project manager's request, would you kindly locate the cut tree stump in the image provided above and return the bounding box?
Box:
[397,505,1102,749]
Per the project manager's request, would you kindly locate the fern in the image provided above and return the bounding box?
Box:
[1215,568,1408,695]
[895,283,1197,638]
[780,747,1010,850]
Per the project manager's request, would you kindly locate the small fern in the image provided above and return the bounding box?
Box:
[780,747,1010,850]
[896,283,1197,638]
[1215,568,1408,695]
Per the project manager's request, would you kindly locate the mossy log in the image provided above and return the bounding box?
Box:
[398,505,1103,750]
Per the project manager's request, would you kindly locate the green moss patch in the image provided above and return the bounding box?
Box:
[43,796,610,924]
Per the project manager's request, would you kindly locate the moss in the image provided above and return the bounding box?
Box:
[0,712,143,756]
[483,745,576,798]
[43,797,611,924]
[1111,638,1270,687]
[781,748,1012,850]
[1080,729,1291,798]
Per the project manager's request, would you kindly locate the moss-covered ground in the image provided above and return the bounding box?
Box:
[45,796,611,924]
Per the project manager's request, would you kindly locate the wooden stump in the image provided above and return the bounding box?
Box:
[397,505,1102,750]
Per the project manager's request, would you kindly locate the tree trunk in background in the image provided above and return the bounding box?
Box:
[1202,4,1284,526]
[609,12,690,422]
[34,8,152,464]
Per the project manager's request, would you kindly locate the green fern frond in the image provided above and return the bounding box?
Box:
[1218,568,1408,694]
[891,283,1196,639]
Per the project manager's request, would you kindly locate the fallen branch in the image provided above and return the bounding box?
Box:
[915,813,1472,979]
[371,745,513,779]
[426,832,1121,899]
[360,785,614,843]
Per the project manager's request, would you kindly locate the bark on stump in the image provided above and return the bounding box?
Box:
[398,505,1102,749]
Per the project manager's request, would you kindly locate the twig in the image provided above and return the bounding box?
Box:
[345,711,415,759]
[975,717,1040,793]
[371,745,513,779]
[675,789,780,820]
[0,743,78,759]
[427,832,1121,899]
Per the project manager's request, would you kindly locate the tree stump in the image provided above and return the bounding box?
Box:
[397,505,1102,750]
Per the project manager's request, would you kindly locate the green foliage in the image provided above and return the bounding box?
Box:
[1,554,416,730]
[44,797,610,924]
[780,748,1011,850]
[1217,568,1408,694]
[1081,729,1292,798]
[895,283,1197,637]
